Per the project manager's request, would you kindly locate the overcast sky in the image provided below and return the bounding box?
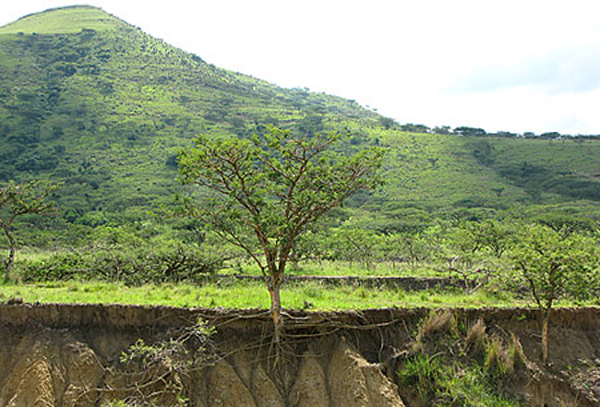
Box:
[2,1,600,134]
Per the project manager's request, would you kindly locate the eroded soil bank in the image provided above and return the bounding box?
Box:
[0,304,598,407]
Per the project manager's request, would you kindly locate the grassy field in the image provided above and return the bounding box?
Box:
[2,279,595,310]
[233,260,443,278]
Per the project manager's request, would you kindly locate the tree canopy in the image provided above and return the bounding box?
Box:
[177,127,384,341]
[510,224,599,362]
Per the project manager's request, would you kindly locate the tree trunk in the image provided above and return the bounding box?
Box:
[269,284,283,343]
[3,227,15,282]
[541,308,551,364]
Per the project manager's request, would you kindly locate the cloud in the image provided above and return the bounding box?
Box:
[449,46,600,95]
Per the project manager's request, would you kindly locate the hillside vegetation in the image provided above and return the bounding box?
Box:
[1,5,600,246]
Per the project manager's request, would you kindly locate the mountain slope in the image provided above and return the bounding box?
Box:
[0,6,381,225]
[1,5,600,240]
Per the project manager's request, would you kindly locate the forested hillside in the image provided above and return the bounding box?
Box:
[1,5,600,246]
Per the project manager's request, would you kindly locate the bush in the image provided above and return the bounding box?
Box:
[18,252,86,282]
[19,245,223,285]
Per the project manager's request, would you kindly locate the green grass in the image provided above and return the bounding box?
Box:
[399,346,519,406]
[0,279,565,310]
[237,260,443,278]
[11,247,58,263]
[0,6,120,34]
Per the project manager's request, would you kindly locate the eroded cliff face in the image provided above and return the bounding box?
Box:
[0,304,598,407]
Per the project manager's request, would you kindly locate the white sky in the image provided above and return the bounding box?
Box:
[2,1,600,134]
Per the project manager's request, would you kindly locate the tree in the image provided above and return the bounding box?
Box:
[382,232,429,270]
[441,220,516,292]
[178,127,384,342]
[510,224,599,363]
[0,180,61,281]
[332,226,382,270]
[453,126,487,137]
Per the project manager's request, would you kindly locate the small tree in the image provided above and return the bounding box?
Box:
[0,180,61,281]
[332,226,382,270]
[178,127,384,342]
[444,220,514,292]
[510,224,599,363]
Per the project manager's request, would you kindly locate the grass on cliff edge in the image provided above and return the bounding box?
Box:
[0,279,593,310]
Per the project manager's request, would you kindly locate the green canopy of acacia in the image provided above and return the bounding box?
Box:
[177,127,385,342]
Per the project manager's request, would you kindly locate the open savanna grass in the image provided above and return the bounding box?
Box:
[232,260,443,278]
[290,260,442,278]
[1,279,587,310]
[11,247,60,263]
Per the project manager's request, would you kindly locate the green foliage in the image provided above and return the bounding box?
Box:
[178,129,384,258]
[120,320,215,367]
[1,7,599,326]
[325,226,383,269]
[0,180,61,279]
[465,318,487,358]
[19,244,223,285]
[508,224,599,362]
[484,335,515,378]
[0,6,382,239]
[438,220,516,292]
[19,251,85,281]
[0,6,120,34]
[399,351,519,406]
[435,367,517,407]
[0,180,60,219]
[479,137,600,203]
[509,224,600,310]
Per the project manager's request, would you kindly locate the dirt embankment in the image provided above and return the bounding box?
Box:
[0,304,598,407]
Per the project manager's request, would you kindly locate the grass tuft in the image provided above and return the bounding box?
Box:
[420,310,458,338]
[465,318,487,358]
[485,335,514,377]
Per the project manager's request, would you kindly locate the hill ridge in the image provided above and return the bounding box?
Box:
[0,5,126,35]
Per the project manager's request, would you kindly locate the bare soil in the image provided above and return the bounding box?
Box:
[0,304,597,406]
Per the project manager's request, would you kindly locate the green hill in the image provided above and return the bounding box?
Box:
[370,133,600,231]
[0,6,120,34]
[1,5,600,243]
[0,6,379,226]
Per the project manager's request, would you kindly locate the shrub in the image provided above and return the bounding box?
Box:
[19,251,87,282]
[19,245,223,285]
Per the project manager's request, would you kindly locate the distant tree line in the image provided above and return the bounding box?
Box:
[382,119,600,140]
